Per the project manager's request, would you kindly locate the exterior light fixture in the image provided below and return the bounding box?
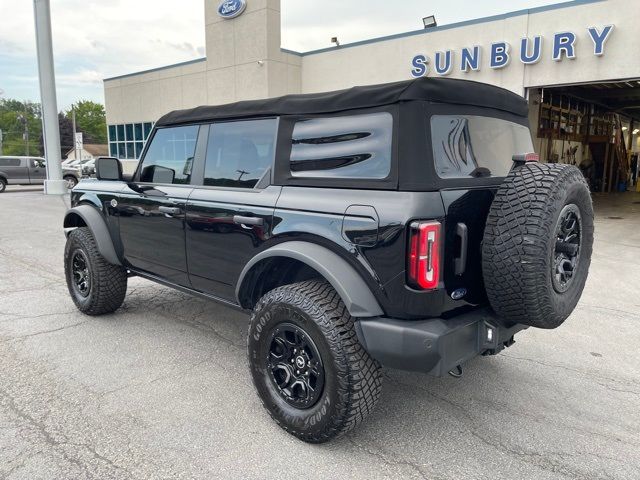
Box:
[634,129,640,135]
[622,126,628,131]
[423,15,437,29]
[331,37,340,47]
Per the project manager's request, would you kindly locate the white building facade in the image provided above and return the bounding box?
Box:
[104,0,640,187]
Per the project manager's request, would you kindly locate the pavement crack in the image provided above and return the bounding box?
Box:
[3,320,88,342]
[345,437,435,479]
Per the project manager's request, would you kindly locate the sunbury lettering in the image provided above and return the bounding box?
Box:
[410,25,614,78]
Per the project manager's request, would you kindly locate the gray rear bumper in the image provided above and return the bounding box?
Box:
[355,308,526,376]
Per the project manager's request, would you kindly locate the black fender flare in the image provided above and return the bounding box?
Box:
[63,205,121,266]
[236,241,383,318]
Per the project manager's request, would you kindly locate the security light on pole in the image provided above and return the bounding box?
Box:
[423,15,437,29]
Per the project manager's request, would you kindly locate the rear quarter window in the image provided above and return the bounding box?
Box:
[431,115,533,179]
[290,112,392,179]
[0,158,21,167]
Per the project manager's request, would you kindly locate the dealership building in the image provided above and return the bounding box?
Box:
[104,0,640,191]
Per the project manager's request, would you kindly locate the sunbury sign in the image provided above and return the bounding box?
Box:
[410,25,614,77]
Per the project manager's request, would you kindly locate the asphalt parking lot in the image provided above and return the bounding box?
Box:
[1,185,639,480]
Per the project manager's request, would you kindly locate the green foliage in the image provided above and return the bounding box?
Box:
[65,100,107,145]
[0,98,108,158]
[0,100,43,156]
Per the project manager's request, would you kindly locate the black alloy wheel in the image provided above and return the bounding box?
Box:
[267,322,325,409]
[64,227,127,315]
[552,204,582,293]
[248,280,382,443]
[71,249,91,297]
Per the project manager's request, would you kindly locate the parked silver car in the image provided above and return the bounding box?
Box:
[0,156,81,192]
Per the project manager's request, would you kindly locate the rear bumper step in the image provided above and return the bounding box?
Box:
[355,309,526,376]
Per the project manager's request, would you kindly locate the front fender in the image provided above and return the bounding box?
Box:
[236,241,384,318]
[63,205,121,266]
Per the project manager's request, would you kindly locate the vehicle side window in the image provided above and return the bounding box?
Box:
[204,118,277,189]
[0,158,21,167]
[30,159,44,168]
[289,112,392,179]
[138,125,198,184]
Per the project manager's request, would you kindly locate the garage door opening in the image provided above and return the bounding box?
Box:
[528,80,640,197]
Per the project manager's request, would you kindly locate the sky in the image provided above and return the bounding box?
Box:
[0,0,572,109]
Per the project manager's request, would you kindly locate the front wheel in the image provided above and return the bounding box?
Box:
[0,177,6,193]
[248,280,382,443]
[64,175,78,189]
[64,227,127,315]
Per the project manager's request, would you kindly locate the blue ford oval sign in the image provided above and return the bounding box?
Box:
[217,0,247,19]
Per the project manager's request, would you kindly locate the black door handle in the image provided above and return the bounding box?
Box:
[455,223,468,276]
[159,206,181,215]
[233,215,263,227]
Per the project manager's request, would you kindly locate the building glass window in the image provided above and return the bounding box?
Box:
[108,121,155,160]
[204,118,277,189]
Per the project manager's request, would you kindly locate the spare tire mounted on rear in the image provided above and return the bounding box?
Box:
[482,163,594,329]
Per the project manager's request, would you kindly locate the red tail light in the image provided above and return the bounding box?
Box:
[408,221,441,290]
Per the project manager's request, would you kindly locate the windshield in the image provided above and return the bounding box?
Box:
[431,115,534,179]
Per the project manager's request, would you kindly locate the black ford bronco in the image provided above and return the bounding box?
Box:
[63,78,593,443]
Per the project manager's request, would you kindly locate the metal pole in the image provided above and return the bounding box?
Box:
[33,0,66,194]
[24,105,29,156]
[72,106,79,161]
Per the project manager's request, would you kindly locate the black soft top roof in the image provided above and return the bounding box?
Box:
[155,77,528,127]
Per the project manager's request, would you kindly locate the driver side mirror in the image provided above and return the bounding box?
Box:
[96,157,123,181]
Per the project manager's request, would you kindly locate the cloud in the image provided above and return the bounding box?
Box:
[0,0,571,108]
[0,0,206,107]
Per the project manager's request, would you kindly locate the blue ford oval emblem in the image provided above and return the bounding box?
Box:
[451,288,467,300]
[217,0,247,19]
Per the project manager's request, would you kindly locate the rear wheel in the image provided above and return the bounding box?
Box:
[64,227,127,315]
[482,163,594,329]
[248,280,382,443]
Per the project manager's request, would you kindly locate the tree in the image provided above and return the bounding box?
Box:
[66,100,107,145]
[58,113,74,158]
[0,99,43,156]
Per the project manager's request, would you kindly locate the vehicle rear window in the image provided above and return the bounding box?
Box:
[290,112,392,179]
[430,115,534,179]
[0,158,21,167]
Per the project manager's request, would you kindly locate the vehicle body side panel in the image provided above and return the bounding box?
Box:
[185,185,282,301]
[273,186,467,319]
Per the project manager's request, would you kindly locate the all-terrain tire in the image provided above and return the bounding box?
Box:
[482,163,594,329]
[64,227,127,315]
[248,280,382,443]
